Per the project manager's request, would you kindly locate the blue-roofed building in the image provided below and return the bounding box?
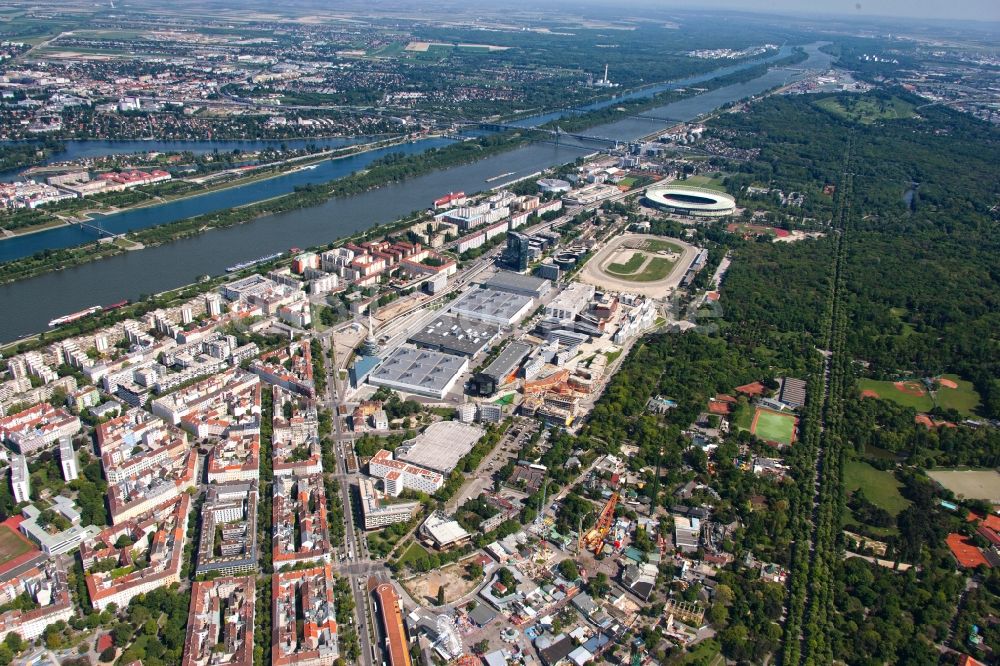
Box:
[349,354,381,388]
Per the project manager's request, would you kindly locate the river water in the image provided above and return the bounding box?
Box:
[0,44,830,342]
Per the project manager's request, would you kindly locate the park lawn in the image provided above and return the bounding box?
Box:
[669,638,723,665]
[607,252,647,275]
[843,459,910,516]
[396,541,432,569]
[0,526,35,565]
[752,409,796,445]
[815,95,916,124]
[680,174,728,192]
[935,374,981,416]
[632,257,676,282]
[858,378,934,411]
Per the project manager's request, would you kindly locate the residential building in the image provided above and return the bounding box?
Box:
[182,577,256,666]
[273,475,331,570]
[80,494,190,610]
[368,450,444,496]
[10,455,29,503]
[359,477,419,530]
[272,563,339,666]
[0,402,81,454]
[196,483,258,576]
[0,562,74,642]
[58,436,78,481]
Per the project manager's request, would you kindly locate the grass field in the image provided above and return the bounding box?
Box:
[858,378,934,411]
[396,541,432,569]
[0,526,35,566]
[630,257,675,282]
[643,238,683,253]
[732,404,753,431]
[844,460,910,516]
[935,374,981,416]
[927,469,1000,502]
[679,174,728,192]
[670,638,723,666]
[751,408,796,445]
[606,251,647,275]
[815,95,916,124]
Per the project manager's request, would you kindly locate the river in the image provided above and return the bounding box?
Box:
[0,44,831,343]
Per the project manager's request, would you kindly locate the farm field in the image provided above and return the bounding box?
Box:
[927,469,1000,503]
[858,378,934,411]
[750,407,796,445]
[844,460,911,516]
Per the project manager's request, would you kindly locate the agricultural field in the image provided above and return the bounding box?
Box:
[843,460,911,516]
[814,95,916,124]
[858,378,934,411]
[750,407,796,445]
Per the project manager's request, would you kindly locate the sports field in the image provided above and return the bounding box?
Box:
[751,408,796,445]
[844,460,910,515]
[858,378,934,411]
[0,525,35,566]
[606,252,646,275]
[927,469,1000,503]
[934,374,981,416]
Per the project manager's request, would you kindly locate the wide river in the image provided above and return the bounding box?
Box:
[0,44,830,342]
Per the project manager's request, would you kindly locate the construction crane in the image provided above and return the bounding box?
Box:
[579,492,619,555]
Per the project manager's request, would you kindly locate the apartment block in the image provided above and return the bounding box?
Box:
[272,563,339,666]
[273,474,331,570]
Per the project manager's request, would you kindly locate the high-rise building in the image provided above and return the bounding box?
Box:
[504,232,531,272]
[59,436,78,481]
[11,455,30,503]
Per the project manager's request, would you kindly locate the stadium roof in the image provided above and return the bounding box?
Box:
[644,185,736,215]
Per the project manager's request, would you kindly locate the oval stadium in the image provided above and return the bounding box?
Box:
[644,185,737,217]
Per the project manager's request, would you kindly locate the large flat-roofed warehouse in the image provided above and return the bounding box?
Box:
[407,314,500,357]
[450,287,533,326]
[395,421,485,474]
[369,347,469,400]
[480,271,552,299]
[472,341,534,396]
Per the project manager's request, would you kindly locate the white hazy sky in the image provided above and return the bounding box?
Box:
[655,0,1000,21]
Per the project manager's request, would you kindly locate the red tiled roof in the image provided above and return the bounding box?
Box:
[946,533,990,568]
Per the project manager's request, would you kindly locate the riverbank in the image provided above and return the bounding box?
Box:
[0,134,420,238]
[0,49,813,285]
[0,130,535,285]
